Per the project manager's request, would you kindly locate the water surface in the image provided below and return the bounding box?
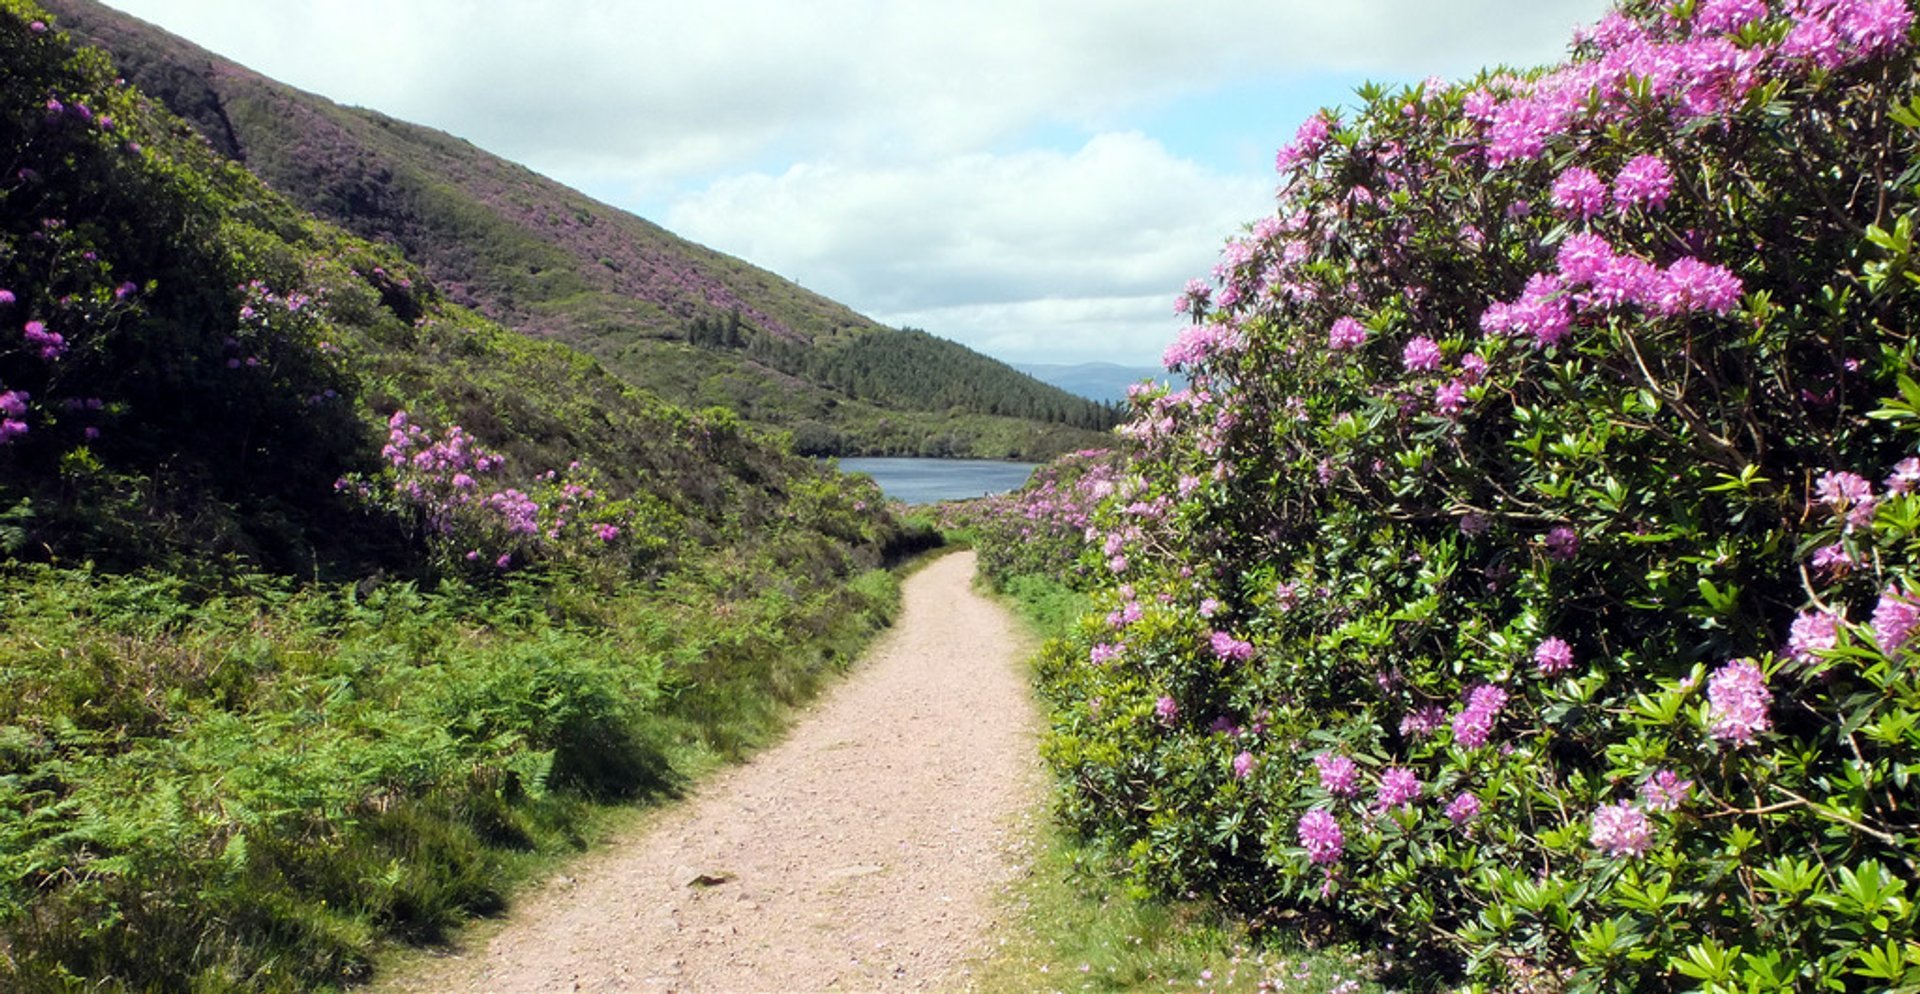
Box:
[835,457,1037,505]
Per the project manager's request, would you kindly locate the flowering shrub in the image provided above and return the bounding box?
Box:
[1022,1,1920,990]
[944,448,1127,590]
[334,411,664,574]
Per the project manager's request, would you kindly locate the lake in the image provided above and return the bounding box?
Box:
[834,457,1038,505]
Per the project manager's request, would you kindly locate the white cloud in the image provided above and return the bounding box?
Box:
[664,132,1268,352]
[91,0,1612,365]
[99,0,1609,187]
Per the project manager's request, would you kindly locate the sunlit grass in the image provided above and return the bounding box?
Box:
[963,822,1390,994]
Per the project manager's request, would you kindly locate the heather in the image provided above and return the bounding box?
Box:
[42,0,1116,461]
[0,6,913,990]
[976,1,1920,989]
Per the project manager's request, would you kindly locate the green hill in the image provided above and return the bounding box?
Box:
[0,6,928,990]
[42,0,1117,460]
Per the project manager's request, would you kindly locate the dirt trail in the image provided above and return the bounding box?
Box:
[383,550,1045,994]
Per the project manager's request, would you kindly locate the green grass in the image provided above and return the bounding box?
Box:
[965,824,1391,994]
[971,570,1394,994]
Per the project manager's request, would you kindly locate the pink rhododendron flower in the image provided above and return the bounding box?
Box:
[1452,684,1508,748]
[1639,769,1693,811]
[1534,636,1575,675]
[1232,751,1256,780]
[1812,542,1859,577]
[1612,154,1674,211]
[1445,792,1482,826]
[1873,586,1920,655]
[0,390,26,419]
[1375,766,1422,809]
[1706,659,1771,744]
[1328,316,1368,351]
[1155,695,1180,727]
[1787,609,1840,663]
[1692,0,1767,33]
[1551,166,1608,218]
[1400,705,1446,738]
[1556,232,1616,285]
[1590,801,1653,857]
[1210,632,1254,661]
[1545,526,1579,560]
[1314,753,1360,796]
[1838,0,1913,53]
[1402,336,1443,372]
[1297,809,1344,864]
[1434,380,1468,417]
[1885,457,1920,494]
[1651,257,1743,316]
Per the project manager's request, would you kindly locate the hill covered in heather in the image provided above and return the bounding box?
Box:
[43,0,1117,460]
[0,5,926,991]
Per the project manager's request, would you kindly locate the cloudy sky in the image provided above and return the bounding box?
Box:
[96,0,1611,366]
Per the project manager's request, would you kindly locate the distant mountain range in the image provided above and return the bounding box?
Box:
[46,0,1115,460]
[1015,362,1180,405]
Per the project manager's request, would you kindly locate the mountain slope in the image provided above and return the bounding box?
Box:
[2,6,920,991]
[45,0,1115,459]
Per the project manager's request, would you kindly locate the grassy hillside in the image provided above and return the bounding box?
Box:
[44,0,1115,460]
[0,5,931,990]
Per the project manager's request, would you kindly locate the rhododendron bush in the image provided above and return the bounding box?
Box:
[1014,1,1920,989]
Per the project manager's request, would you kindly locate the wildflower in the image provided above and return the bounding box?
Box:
[22,320,66,360]
[1399,705,1445,738]
[1786,609,1840,663]
[1314,752,1360,796]
[1297,808,1344,864]
[1445,792,1482,826]
[1589,801,1653,857]
[1816,470,1873,508]
[1612,154,1674,211]
[1452,684,1508,748]
[1402,336,1442,372]
[1557,232,1616,285]
[1885,457,1920,494]
[1534,636,1575,675]
[1328,316,1368,351]
[1811,542,1858,577]
[1232,751,1257,780]
[1838,0,1913,54]
[1691,0,1766,33]
[1706,659,1771,744]
[1651,258,1743,316]
[1551,166,1608,219]
[1211,631,1254,661]
[1459,353,1489,383]
[1434,380,1468,416]
[1638,769,1693,812]
[1155,695,1181,727]
[1375,766,1422,810]
[1872,586,1919,655]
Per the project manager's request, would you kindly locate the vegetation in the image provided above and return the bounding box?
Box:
[970,1,1920,990]
[43,0,1116,460]
[968,529,1390,994]
[0,6,922,990]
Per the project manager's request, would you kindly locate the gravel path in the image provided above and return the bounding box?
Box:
[382,550,1044,994]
